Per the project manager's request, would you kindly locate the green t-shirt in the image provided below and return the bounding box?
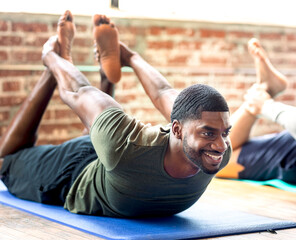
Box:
[64,108,231,218]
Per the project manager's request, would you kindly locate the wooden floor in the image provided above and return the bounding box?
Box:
[0,178,295,240]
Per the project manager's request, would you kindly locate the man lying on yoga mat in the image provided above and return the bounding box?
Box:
[0,11,232,218]
[216,38,296,185]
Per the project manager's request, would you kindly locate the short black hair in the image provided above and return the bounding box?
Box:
[170,84,229,123]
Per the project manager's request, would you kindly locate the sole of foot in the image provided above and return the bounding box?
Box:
[93,14,121,84]
[57,10,76,62]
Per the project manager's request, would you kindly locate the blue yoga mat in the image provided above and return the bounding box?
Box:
[0,180,295,240]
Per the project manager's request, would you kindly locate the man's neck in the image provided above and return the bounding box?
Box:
[163,135,199,179]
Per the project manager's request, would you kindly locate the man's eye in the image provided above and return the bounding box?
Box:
[203,132,214,137]
[222,130,231,137]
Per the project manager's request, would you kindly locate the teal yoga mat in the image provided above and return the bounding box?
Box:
[0,180,295,240]
[244,179,296,193]
[231,179,296,193]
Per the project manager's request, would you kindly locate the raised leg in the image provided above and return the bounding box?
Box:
[248,39,295,139]
[216,38,289,178]
[217,39,291,179]
[43,15,121,131]
[0,11,75,161]
[0,69,56,158]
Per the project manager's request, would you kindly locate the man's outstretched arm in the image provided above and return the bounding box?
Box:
[120,43,179,122]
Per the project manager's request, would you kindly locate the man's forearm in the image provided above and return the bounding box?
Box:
[130,54,179,122]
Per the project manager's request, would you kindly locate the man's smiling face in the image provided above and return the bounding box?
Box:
[182,111,231,174]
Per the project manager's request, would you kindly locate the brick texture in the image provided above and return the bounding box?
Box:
[0,12,295,145]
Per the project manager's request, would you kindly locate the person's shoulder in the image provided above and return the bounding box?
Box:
[128,122,171,147]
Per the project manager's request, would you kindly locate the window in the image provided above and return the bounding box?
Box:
[111,0,119,9]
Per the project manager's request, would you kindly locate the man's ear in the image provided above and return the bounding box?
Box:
[172,120,182,139]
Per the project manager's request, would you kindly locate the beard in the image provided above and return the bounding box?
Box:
[183,136,220,175]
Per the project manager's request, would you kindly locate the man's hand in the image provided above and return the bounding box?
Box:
[42,35,60,65]
[244,83,271,116]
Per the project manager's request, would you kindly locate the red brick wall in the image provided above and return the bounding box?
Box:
[0,12,296,145]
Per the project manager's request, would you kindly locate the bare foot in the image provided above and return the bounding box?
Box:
[93,14,121,84]
[248,38,288,97]
[97,41,135,98]
[57,10,76,62]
